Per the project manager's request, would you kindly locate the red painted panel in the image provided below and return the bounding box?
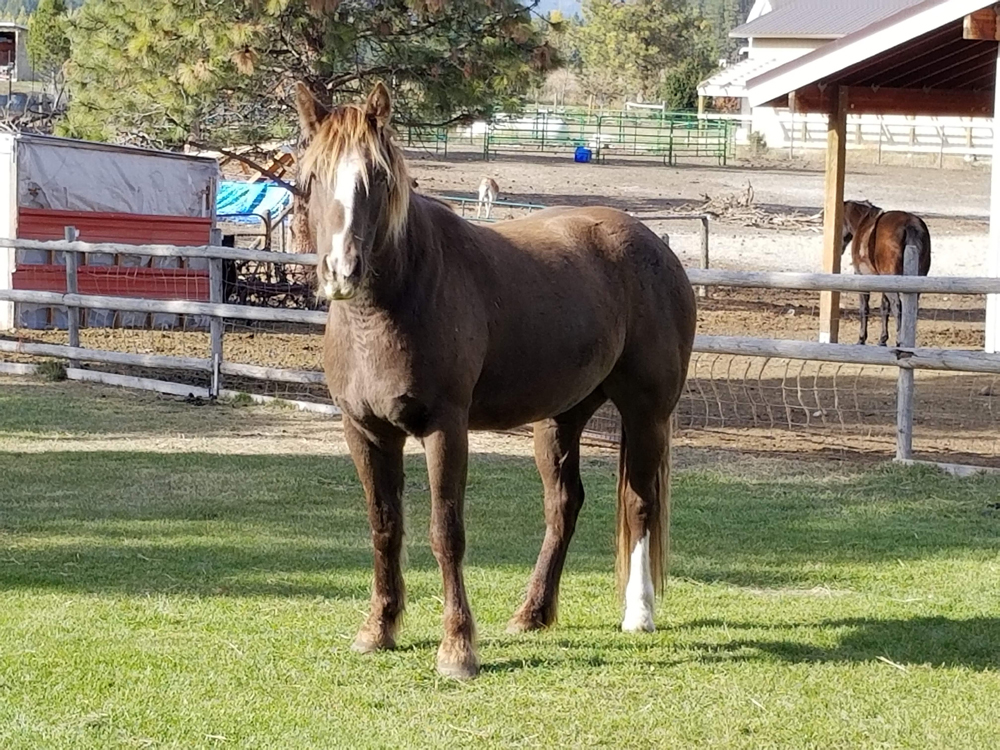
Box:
[12,265,209,301]
[18,208,212,246]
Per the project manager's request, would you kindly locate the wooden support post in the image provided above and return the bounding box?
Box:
[877,117,884,165]
[819,86,847,344]
[788,92,796,159]
[896,243,920,461]
[209,228,224,398]
[986,42,1000,354]
[64,226,80,367]
[964,8,1000,40]
[699,215,710,299]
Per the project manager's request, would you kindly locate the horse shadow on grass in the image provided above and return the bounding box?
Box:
[680,616,1000,672]
[474,613,1000,674]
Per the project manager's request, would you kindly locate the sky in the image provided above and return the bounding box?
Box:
[536,0,583,17]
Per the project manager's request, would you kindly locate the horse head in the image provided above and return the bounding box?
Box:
[294,81,411,301]
[842,200,881,253]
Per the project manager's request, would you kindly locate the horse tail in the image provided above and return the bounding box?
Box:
[903,223,928,276]
[615,421,672,598]
[903,221,931,276]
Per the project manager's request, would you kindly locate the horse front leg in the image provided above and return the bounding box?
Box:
[343,417,407,654]
[424,412,479,679]
[858,292,870,345]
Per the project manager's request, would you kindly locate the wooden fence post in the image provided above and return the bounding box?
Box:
[209,228,224,399]
[699,215,710,299]
[64,226,80,368]
[896,242,920,461]
[819,86,847,344]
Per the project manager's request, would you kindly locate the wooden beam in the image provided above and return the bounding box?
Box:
[819,86,847,345]
[684,269,1000,294]
[0,288,328,326]
[794,84,994,118]
[964,7,1000,40]
[694,335,1000,375]
[1,238,319,266]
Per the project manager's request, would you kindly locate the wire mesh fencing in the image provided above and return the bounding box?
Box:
[583,351,1000,466]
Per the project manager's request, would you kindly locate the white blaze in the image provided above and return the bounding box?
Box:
[324,150,365,297]
[621,531,655,633]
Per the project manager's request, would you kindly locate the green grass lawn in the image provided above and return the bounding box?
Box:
[1,379,999,748]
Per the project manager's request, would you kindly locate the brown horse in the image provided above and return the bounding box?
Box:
[294,82,696,679]
[842,200,931,346]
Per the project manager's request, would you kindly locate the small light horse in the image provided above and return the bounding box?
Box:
[843,200,931,346]
[294,82,696,679]
[476,176,499,219]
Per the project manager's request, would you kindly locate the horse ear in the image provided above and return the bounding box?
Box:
[294,82,327,139]
[365,81,392,127]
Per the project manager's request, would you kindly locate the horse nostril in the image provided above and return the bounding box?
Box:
[322,253,336,281]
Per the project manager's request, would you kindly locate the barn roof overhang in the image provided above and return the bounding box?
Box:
[746,0,1000,117]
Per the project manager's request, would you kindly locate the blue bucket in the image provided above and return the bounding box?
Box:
[574,146,592,163]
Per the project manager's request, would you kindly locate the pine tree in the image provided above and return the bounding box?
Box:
[60,0,557,149]
[27,0,69,75]
[572,0,715,106]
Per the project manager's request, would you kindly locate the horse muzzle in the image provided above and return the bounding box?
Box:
[325,282,358,301]
[320,249,362,301]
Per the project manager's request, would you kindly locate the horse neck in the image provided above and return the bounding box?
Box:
[354,194,439,310]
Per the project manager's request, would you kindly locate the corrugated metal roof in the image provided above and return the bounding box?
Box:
[731,0,926,39]
[745,0,998,113]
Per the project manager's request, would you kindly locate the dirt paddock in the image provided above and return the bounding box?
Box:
[5,153,999,466]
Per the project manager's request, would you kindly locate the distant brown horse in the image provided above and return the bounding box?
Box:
[842,200,931,346]
[294,82,696,679]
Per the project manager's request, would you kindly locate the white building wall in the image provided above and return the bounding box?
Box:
[747,38,828,147]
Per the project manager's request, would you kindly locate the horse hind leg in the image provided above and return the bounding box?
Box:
[879,293,892,347]
[615,409,672,633]
[891,292,903,346]
[858,292,870,345]
[508,391,606,633]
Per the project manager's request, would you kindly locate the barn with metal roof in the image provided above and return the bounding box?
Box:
[742,0,1000,348]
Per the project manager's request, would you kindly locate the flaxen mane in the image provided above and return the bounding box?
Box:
[297,95,411,242]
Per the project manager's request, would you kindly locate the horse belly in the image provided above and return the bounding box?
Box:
[468,326,622,430]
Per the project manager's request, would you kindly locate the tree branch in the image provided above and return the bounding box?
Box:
[187,140,302,197]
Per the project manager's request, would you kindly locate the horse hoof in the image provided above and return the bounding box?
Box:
[621,608,656,633]
[351,632,395,654]
[878,341,888,347]
[436,640,480,680]
[506,616,546,634]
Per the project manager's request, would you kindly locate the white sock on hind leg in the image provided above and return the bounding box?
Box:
[621,531,655,632]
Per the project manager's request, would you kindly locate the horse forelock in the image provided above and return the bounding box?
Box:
[298,104,410,242]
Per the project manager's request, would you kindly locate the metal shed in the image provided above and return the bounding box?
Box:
[0,134,220,330]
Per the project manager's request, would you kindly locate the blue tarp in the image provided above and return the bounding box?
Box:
[216,180,293,224]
